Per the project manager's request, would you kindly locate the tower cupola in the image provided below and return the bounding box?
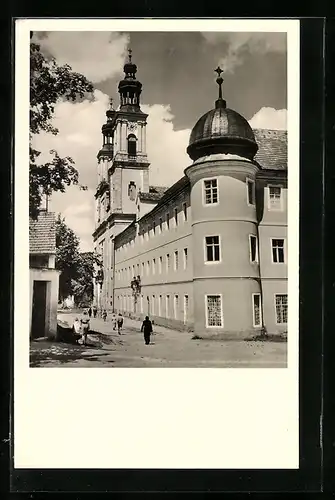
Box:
[118,48,143,111]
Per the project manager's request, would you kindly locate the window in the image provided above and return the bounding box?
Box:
[183,202,187,221]
[159,256,163,274]
[174,250,179,271]
[249,235,258,263]
[152,295,155,316]
[166,213,170,230]
[204,179,218,205]
[127,134,137,156]
[247,178,255,205]
[152,222,156,235]
[146,261,150,275]
[166,295,170,318]
[174,295,179,320]
[137,263,140,275]
[166,253,170,272]
[152,258,156,275]
[174,208,178,226]
[272,238,285,263]
[275,294,288,324]
[206,295,223,327]
[252,294,262,327]
[132,265,135,278]
[205,236,220,262]
[159,217,163,233]
[140,294,143,313]
[158,295,162,316]
[141,262,145,276]
[269,186,283,210]
[184,295,189,323]
[183,248,188,269]
[145,230,149,241]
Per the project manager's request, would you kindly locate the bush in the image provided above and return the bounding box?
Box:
[192,334,203,340]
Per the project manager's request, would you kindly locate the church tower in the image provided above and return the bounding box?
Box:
[93,49,150,310]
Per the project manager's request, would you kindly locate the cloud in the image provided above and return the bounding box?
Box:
[202,32,286,73]
[34,91,191,251]
[249,107,287,130]
[37,31,129,83]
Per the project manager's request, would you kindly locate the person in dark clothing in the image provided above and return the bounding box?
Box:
[88,307,92,318]
[92,305,97,318]
[141,316,153,345]
[102,309,107,322]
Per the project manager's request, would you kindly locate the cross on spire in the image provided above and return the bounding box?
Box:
[215,66,223,77]
[128,48,132,62]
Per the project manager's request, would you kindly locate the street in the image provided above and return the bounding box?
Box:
[30,312,287,368]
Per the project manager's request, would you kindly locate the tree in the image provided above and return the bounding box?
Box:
[30,36,94,219]
[55,215,80,300]
[72,251,103,306]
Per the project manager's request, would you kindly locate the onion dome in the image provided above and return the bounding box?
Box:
[118,48,143,111]
[187,67,258,162]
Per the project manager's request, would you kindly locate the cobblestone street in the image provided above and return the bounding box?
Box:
[29,312,287,368]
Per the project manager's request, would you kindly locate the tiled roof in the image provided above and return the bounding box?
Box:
[29,211,56,254]
[253,128,287,171]
[139,185,168,202]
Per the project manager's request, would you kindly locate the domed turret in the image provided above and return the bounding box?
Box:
[187,67,258,162]
[118,48,143,112]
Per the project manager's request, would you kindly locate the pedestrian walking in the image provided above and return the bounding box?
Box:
[72,317,82,344]
[111,313,117,331]
[102,309,107,322]
[88,306,92,318]
[92,305,97,318]
[117,313,124,335]
[80,310,90,346]
[141,316,153,345]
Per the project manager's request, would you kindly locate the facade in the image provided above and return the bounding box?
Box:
[93,52,288,339]
[29,211,60,340]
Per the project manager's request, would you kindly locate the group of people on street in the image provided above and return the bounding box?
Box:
[72,306,153,346]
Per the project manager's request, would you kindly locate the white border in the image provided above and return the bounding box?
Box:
[15,18,300,471]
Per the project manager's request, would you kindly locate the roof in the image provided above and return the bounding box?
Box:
[29,211,56,254]
[139,185,168,202]
[253,129,287,171]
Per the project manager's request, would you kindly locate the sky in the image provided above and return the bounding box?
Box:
[31,30,287,252]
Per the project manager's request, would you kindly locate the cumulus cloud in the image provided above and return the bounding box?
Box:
[34,91,191,251]
[37,31,129,82]
[202,32,286,73]
[249,107,287,130]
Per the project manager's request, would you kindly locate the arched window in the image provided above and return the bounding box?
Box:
[127,134,137,157]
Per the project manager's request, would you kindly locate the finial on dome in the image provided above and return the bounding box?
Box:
[214,66,226,109]
[128,47,132,63]
[109,97,114,110]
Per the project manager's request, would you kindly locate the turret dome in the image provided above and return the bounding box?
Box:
[187,67,258,162]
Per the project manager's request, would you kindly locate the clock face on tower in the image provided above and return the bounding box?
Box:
[128,122,137,132]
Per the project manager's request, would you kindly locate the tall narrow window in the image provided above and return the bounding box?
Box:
[182,202,187,221]
[184,295,189,323]
[152,258,156,275]
[204,179,218,204]
[141,262,145,276]
[166,253,170,273]
[159,217,163,233]
[174,295,179,320]
[152,295,155,316]
[247,179,255,205]
[205,236,220,262]
[269,186,283,210]
[174,208,178,226]
[166,295,170,318]
[158,295,162,316]
[159,256,163,274]
[271,239,285,263]
[252,293,262,327]
[140,294,143,313]
[127,134,137,156]
[166,213,170,230]
[146,261,150,276]
[174,250,179,271]
[206,295,223,327]
[152,222,156,235]
[183,248,188,269]
[249,235,258,263]
[275,294,288,324]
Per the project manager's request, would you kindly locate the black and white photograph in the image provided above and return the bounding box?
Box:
[27,26,290,368]
[14,18,300,471]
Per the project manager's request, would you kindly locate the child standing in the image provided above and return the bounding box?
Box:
[117,313,124,335]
